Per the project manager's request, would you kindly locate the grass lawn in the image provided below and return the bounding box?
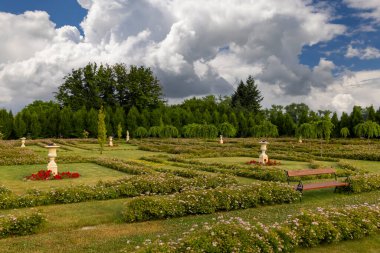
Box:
[0,163,129,194]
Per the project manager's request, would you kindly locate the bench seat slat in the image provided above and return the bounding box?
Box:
[287,168,336,177]
[296,181,349,191]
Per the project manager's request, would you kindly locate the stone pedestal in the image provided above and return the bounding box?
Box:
[126,130,130,142]
[45,144,60,175]
[219,135,224,144]
[109,136,114,147]
[258,141,269,164]
[20,137,26,148]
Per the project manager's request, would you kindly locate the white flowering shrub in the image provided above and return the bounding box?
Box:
[348,174,380,193]
[122,182,300,222]
[135,204,380,252]
[0,212,45,238]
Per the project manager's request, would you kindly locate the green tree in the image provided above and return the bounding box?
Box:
[72,106,86,137]
[148,126,162,137]
[219,122,237,137]
[126,106,140,135]
[117,123,123,139]
[30,112,41,139]
[251,121,278,138]
[13,113,26,138]
[86,108,98,137]
[0,109,13,139]
[159,125,179,138]
[340,127,350,138]
[231,75,263,113]
[59,106,73,137]
[296,123,316,142]
[354,121,380,139]
[97,106,107,154]
[134,126,148,139]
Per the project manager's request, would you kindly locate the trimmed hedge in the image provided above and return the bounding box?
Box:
[122,182,300,222]
[137,204,380,252]
[0,174,235,209]
[0,212,45,238]
[349,174,380,193]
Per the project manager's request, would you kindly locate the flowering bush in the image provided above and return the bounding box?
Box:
[348,174,380,193]
[0,212,45,238]
[246,158,281,166]
[136,204,380,252]
[122,182,300,222]
[25,170,80,180]
[0,174,235,210]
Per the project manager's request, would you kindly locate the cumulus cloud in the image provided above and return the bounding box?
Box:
[345,45,380,59]
[0,0,363,113]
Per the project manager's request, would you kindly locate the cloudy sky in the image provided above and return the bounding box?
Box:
[0,0,380,113]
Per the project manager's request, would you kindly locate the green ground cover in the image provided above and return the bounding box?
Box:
[0,138,379,252]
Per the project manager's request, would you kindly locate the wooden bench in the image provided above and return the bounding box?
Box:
[285,168,349,193]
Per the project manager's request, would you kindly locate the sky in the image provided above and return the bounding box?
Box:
[0,0,380,114]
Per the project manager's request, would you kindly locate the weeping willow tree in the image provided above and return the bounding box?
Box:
[183,123,218,138]
[218,122,237,137]
[159,125,179,138]
[354,121,380,148]
[251,120,278,138]
[340,127,350,138]
[296,123,317,143]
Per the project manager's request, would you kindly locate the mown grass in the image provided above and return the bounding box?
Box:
[0,163,129,194]
[0,138,379,252]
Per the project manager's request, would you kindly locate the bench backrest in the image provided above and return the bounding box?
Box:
[286,168,336,177]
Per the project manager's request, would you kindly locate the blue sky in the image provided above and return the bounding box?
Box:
[0,0,380,113]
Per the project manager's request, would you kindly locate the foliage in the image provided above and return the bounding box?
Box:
[97,106,107,154]
[340,127,350,138]
[354,121,380,139]
[55,63,164,111]
[0,212,45,238]
[148,126,162,137]
[139,204,380,252]
[218,122,237,137]
[134,127,148,138]
[251,120,279,137]
[231,75,263,113]
[348,174,380,193]
[122,182,300,222]
[159,125,179,138]
[183,123,218,138]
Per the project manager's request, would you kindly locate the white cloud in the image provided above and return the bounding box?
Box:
[0,0,360,113]
[344,0,380,23]
[346,45,380,59]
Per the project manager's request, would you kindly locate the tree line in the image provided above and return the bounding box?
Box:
[1,62,380,140]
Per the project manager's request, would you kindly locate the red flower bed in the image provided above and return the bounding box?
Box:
[26,170,80,180]
[246,159,281,166]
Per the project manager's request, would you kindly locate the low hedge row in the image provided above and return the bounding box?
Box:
[0,212,45,238]
[122,182,300,222]
[93,157,155,175]
[349,174,380,193]
[0,174,235,209]
[137,203,380,252]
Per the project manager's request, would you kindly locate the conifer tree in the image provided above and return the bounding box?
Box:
[98,106,107,154]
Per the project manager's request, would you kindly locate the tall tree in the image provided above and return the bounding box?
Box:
[97,106,107,154]
[231,76,263,113]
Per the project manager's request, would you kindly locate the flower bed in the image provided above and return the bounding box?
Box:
[0,212,45,238]
[122,182,300,222]
[136,203,380,252]
[246,158,281,166]
[25,170,80,180]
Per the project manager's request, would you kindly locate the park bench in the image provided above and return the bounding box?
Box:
[285,168,349,194]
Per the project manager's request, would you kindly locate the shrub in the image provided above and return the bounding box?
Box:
[218,122,237,137]
[348,174,380,193]
[148,126,162,137]
[0,212,45,238]
[137,204,380,252]
[122,182,300,222]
